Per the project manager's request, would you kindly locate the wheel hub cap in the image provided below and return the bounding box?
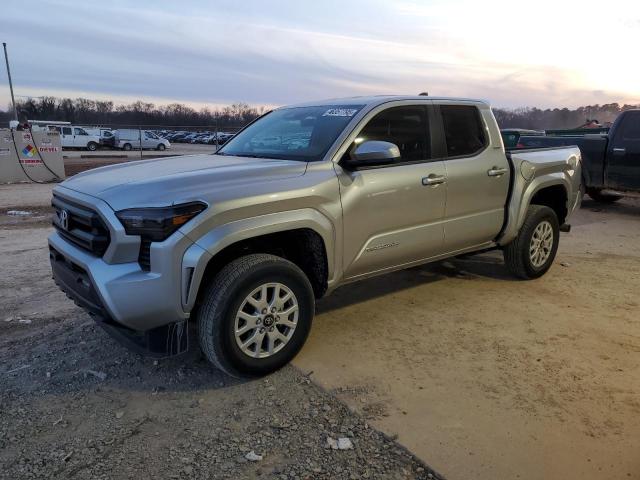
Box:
[529,220,554,268]
[234,282,299,359]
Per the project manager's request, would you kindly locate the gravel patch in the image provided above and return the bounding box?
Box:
[0,226,444,480]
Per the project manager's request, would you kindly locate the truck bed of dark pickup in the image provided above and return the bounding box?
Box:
[516,110,640,195]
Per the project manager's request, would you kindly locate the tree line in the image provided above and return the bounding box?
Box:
[1,96,638,129]
[492,103,639,130]
[0,97,265,127]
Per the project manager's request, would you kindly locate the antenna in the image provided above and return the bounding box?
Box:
[2,42,18,121]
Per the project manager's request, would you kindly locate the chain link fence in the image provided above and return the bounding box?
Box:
[43,123,246,159]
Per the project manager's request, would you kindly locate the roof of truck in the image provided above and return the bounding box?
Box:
[283,95,490,109]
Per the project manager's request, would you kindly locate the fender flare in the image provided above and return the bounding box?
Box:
[181,208,335,311]
[499,175,570,246]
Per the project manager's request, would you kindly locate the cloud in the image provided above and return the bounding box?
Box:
[0,0,638,111]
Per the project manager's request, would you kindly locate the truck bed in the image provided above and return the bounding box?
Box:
[513,134,607,188]
[499,145,582,245]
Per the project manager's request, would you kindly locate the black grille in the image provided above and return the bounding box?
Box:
[52,194,110,256]
[139,238,152,271]
[138,237,151,271]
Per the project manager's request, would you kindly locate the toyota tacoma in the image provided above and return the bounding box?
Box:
[49,96,582,377]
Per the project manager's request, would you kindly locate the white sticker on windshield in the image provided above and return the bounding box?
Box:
[323,108,358,117]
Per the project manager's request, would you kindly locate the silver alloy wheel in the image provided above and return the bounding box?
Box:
[529,220,554,268]
[234,282,299,359]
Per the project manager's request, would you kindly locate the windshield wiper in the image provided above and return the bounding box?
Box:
[233,154,273,159]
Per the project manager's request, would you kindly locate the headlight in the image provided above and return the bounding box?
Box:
[116,202,207,241]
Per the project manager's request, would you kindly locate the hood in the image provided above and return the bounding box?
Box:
[60,154,307,211]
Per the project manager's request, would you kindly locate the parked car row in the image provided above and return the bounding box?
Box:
[41,124,170,151]
[39,124,236,151]
[160,130,235,145]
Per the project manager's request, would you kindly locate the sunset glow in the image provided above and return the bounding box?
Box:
[1,0,639,109]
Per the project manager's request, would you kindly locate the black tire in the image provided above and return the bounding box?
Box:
[122,143,132,151]
[157,143,166,151]
[504,205,560,280]
[87,142,98,151]
[197,254,314,378]
[587,188,622,203]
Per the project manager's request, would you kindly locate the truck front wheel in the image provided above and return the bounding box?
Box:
[197,254,314,378]
[504,205,560,279]
[87,141,98,151]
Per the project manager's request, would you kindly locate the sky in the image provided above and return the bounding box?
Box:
[1,0,639,111]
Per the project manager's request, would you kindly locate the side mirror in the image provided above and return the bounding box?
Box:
[342,140,400,170]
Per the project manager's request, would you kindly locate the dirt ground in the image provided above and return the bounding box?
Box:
[1,179,639,480]
[295,197,640,480]
[0,187,437,479]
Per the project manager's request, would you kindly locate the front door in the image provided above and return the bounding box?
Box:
[607,111,640,191]
[338,104,447,280]
[73,127,88,147]
[61,127,73,147]
[435,103,510,252]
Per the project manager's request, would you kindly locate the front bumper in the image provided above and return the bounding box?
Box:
[49,244,189,357]
[48,187,212,355]
[49,230,193,331]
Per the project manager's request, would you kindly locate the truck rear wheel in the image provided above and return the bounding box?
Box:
[587,188,622,203]
[197,254,314,378]
[123,143,132,151]
[504,205,559,279]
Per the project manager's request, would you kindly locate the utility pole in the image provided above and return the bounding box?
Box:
[3,42,18,121]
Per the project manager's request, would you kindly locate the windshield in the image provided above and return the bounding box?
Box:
[218,105,364,161]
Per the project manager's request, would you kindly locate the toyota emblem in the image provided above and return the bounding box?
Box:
[59,209,70,231]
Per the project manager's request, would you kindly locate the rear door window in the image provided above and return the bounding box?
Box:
[440,105,487,157]
[62,127,72,135]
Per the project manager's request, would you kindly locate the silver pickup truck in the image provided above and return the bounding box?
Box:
[49,96,582,377]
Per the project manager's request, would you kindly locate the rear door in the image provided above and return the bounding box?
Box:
[435,103,510,252]
[606,111,640,191]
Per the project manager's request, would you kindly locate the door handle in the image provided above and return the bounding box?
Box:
[487,166,508,177]
[612,147,626,155]
[422,174,446,186]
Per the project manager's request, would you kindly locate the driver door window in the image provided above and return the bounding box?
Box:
[353,106,431,163]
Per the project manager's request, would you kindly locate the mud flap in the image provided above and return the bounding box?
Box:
[94,316,189,358]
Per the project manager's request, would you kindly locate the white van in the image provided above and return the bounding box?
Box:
[114,129,171,151]
[55,126,101,151]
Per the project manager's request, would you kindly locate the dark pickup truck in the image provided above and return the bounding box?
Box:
[517,110,640,202]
